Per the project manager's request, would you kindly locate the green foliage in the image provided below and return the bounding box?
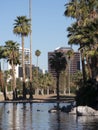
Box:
[76,79,98,108]
[35,50,41,57]
[49,51,67,74]
[13,16,31,36]
[32,67,55,91]
[4,40,20,65]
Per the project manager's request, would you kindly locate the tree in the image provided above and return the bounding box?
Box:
[4,40,20,100]
[44,73,55,95]
[39,73,54,95]
[35,50,41,95]
[13,16,31,99]
[35,50,41,67]
[59,70,67,94]
[49,51,67,100]
[29,0,33,100]
[64,0,98,82]
[0,46,7,100]
[64,0,98,107]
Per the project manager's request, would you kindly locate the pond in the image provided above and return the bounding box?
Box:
[0,103,98,130]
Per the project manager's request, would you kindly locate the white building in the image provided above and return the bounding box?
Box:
[8,47,30,78]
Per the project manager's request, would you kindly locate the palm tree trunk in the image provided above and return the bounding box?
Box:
[80,49,86,83]
[56,73,60,100]
[29,0,33,99]
[3,87,7,100]
[12,61,17,100]
[68,60,71,95]
[22,36,26,99]
[1,67,7,100]
[87,58,92,78]
[47,87,49,95]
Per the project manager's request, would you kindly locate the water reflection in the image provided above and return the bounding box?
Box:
[0,103,98,130]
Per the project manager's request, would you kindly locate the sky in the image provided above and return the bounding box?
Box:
[0,0,78,71]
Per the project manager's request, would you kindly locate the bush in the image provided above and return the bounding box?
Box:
[75,79,98,108]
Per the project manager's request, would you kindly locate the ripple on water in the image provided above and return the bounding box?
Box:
[0,103,98,130]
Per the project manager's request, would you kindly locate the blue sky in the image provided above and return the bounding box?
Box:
[0,0,78,71]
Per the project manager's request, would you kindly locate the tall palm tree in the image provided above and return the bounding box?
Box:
[35,50,41,67]
[29,0,33,99]
[64,0,98,82]
[35,50,41,95]
[4,40,20,100]
[13,16,31,99]
[67,19,98,80]
[49,51,67,100]
[64,0,98,26]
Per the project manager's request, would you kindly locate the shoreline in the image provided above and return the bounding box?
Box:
[0,94,75,103]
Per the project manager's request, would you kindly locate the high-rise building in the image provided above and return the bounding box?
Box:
[48,47,80,77]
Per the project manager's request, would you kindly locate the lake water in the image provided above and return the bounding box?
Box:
[0,103,98,130]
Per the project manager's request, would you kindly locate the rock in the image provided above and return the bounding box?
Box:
[70,106,98,116]
[48,107,61,113]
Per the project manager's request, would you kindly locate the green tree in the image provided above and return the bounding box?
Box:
[29,0,33,98]
[4,40,20,100]
[35,50,41,95]
[49,51,67,100]
[44,73,55,95]
[13,16,31,99]
[0,46,7,100]
[64,0,98,82]
[64,0,98,107]
[71,70,83,89]
[35,50,41,67]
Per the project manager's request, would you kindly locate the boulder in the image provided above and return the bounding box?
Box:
[70,106,98,116]
[48,108,61,113]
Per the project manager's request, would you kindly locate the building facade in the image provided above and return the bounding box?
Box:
[48,47,80,77]
[8,47,30,78]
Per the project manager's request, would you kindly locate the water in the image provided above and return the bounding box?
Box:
[0,103,98,130]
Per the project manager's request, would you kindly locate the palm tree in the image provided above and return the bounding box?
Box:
[35,50,41,95]
[29,0,33,100]
[64,0,98,26]
[45,73,55,95]
[4,40,20,100]
[35,50,41,68]
[64,0,98,82]
[13,16,31,99]
[67,19,98,79]
[49,51,67,100]
[0,46,7,100]
[3,70,11,94]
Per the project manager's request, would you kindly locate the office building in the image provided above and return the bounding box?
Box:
[48,47,80,77]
